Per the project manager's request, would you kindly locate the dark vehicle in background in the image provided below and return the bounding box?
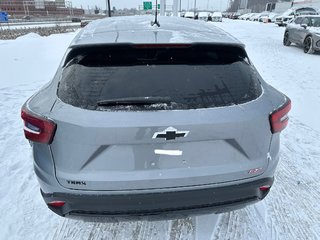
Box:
[22,15,31,20]
[21,16,290,220]
[80,20,91,28]
[283,15,320,53]
[230,12,241,19]
[275,7,318,26]
[71,17,81,22]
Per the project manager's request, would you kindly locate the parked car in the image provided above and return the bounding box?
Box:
[179,11,185,17]
[222,12,229,18]
[230,12,241,19]
[253,12,269,21]
[22,15,31,20]
[71,17,82,23]
[249,13,261,21]
[267,13,280,23]
[239,13,251,20]
[212,12,223,22]
[198,11,210,21]
[184,11,195,19]
[80,20,91,28]
[258,12,278,23]
[246,13,257,20]
[283,15,320,53]
[275,7,318,26]
[21,16,291,220]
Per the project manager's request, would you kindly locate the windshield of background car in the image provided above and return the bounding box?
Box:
[58,44,262,111]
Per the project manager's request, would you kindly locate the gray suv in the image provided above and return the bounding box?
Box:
[21,16,291,219]
[283,15,320,53]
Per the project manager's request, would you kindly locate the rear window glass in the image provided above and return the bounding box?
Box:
[296,8,317,15]
[58,45,262,111]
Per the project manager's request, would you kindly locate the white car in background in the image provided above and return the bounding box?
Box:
[185,11,195,19]
[244,13,256,20]
[259,12,279,23]
[249,13,260,21]
[212,12,222,22]
[239,13,251,20]
[275,7,318,26]
[198,12,210,21]
[252,12,268,21]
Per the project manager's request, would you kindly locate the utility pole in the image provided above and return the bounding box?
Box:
[106,0,111,17]
[193,0,196,16]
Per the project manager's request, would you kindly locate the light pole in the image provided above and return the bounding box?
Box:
[106,0,111,17]
[193,0,196,16]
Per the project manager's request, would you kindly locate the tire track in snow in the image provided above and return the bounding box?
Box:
[266,117,320,240]
[52,218,194,240]
[209,20,320,240]
[0,85,62,240]
[211,119,320,240]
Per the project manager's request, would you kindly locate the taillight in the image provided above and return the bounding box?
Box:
[269,98,291,133]
[259,185,271,191]
[47,201,65,207]
[21,105,56,144]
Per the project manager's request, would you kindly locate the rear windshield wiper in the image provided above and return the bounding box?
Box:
[96,97,172,106]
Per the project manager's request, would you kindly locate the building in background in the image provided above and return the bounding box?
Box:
[34,0,45,9]
[0,0,83,16]
[55,0,65,8]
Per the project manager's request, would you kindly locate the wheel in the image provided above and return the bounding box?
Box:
[304,36,314,54]
[283,31,291,46]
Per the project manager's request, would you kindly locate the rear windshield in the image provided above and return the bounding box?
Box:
[296,8,317,15]
[58,45,262,111]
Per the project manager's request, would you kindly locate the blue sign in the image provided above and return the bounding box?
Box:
[0,11,8,23]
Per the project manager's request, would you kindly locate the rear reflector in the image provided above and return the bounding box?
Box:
[259,185,271,191]
[269,98,291,133]
[48,201,65,207]
[21,105,56,144]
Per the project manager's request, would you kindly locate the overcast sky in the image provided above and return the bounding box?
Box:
[71,0,229,12]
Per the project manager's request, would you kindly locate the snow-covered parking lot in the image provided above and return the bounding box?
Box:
[0,18,319,240]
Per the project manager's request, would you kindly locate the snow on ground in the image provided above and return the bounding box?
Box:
[0,18,319,240]
[209,19,320,240]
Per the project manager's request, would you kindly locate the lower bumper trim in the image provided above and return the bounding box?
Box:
[41,177,273,220]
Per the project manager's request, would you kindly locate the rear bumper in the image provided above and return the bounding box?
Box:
[41,177,273,220]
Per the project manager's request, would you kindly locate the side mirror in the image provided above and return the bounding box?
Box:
[301,23,307,29]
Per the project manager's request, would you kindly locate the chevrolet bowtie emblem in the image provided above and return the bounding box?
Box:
[152,127,189,140]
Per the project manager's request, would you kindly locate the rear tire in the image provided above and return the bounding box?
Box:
[304,36,314,54]
[283,32,291,46]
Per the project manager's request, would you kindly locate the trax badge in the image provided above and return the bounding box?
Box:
[152,127,189,140]
[67,180,86,186]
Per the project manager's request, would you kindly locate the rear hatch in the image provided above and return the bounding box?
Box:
[50,44,273,191]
